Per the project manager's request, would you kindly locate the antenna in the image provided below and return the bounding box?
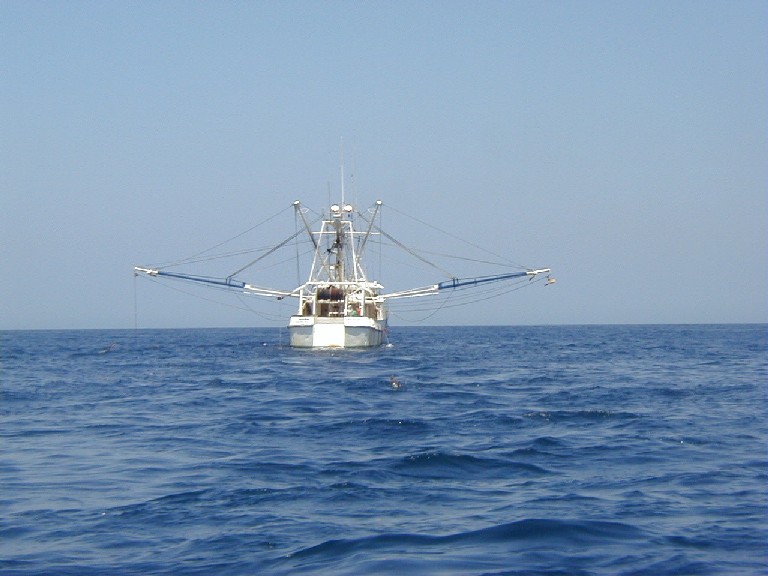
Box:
[340,138,345,208]
[351,144,357,211]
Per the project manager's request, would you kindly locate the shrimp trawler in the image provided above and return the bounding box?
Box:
[134,198,552,348]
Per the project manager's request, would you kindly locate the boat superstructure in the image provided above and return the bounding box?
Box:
[287,201,387,347]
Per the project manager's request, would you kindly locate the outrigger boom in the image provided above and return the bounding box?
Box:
[132,267,295,299]
[380,269,551,300]
[132,266,550,302]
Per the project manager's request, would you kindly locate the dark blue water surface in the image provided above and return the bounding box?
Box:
[2,325,766,575]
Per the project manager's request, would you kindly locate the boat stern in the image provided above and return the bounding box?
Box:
[288,315,386,348]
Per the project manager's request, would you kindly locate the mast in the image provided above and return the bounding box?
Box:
[333,209,344,282]
[338,141,346,282]
[294,200,317,249]
[355,200,381,280]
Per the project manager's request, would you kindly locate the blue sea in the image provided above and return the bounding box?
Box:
[1,324,766,575]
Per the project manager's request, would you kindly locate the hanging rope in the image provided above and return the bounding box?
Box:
[139,273,285,321]
[389,274,546,322]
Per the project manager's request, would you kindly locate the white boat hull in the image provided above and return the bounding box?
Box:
[288,316,386,348]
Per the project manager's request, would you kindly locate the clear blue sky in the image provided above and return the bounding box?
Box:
[2,1,766,329]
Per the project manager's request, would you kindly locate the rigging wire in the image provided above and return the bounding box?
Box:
[389,274,546,321]
[157,203,296,269]
[295,207,301,285]
[227,212,322,279]
[133,272,139,330]
[159,246,273,268]
[356,207,455,278]
[235,245,315,278]
[384,202,530,269]
[357,202,530,283]
[234,293,286,322]
[389,286,456,323]
[373,238,512,279]
[138,274,286,321]
[377,204,382,282]
[398,249,510,268]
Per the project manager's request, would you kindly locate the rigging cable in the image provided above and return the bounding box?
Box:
[389,274,546,321]
[157,203,295,269]
[227,212,322,279]
[384,202,530,269]
[139,273,285,321]
[295,207,301,285]
[377,204,382,283]
[357,207,455,278]
[389,286,456,323]
[133,272,139,330]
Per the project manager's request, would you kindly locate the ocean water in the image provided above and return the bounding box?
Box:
[1,324,766,575]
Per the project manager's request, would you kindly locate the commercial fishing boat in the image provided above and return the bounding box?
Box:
[135,198,552,348]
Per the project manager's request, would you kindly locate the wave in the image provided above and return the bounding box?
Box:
[522,409,641,424]
[276,519,645,574]
[307,417,433,440]
[108,488,213,519]
[392,451,552,479]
